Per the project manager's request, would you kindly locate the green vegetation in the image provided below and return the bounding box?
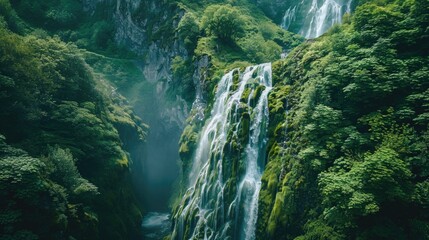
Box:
[200,4,246,43]
[1,0,428,239]
[166,5,301,234]
[6,0,129,55]
[0,8,145,239]
[178,12,200,53]
[257,0,429,239]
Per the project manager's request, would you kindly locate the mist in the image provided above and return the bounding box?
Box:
[139,102,181,211]
[122,67,183,212]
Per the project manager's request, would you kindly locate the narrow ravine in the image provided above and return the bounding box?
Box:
[137,82,183,236]
[122,67,184,239]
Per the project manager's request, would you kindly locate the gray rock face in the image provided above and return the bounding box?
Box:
[143,43,171,84]
[189,55,211,122]
[255,0,289,23]
[83,0,189,128]
[192,55,210,102]
[113,0,147,55]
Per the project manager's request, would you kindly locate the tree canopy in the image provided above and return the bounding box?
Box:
[200,4,246,43]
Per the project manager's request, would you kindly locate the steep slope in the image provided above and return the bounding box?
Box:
[0,7,146,239]
[257,0,429,239]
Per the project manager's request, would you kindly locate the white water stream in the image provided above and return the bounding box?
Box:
[281,0,353,38]
[172,63,272,240]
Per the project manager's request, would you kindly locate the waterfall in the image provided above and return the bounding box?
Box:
[281,6,297,30]
[281,0,353,38]
[172,63,272,240]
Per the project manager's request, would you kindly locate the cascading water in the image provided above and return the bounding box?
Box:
[281,0,353,38]
[171,63,272,240]
[281,6,297,30]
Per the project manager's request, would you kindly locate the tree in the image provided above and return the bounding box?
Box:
[319,146,413,236]
[48,146,99,202]
[0,136,69,239]
[178,12,200,52]
[200,4,246,43]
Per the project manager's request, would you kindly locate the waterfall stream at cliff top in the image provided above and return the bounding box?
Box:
[281,0,353,38]
[172,63,272,240]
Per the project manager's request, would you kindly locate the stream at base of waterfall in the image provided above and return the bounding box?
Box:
[142,212,172,240]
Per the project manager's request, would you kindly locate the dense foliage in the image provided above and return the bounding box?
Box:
[1,0,428,239]
[6,0,123,53]
[0,6,146,239]
[257,0,429,239]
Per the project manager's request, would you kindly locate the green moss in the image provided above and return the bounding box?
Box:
[179,124,199,171]
[268,85,290,115]
[116,156,129,168]
[240,88,251,103]
[271,61,284,86]
[251,85,266,103]
[239,112,250,143]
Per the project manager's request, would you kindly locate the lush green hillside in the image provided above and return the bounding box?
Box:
[257,0,429,239]
[0,4,146,239]
[173,0,429,239]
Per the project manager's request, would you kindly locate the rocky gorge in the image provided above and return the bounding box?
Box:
[0,0,428,239]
